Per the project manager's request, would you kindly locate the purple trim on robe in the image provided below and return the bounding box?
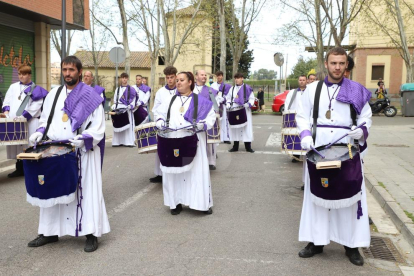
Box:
[300,130,312,140]
[327,77,372,115]
[63,82,104,132]
[20,81,33,85]
[360,142,368,153]
[234,84,253,105]
[82,134,94,152]
[165,85,176,90]
[92,84,105,97]
[97,136,105,170]
[157,118,165,122]
[197,85,218,100]
[218,83,232,96]
[183,93,214,124]
[36,127,45,134]
[24,85,48,101]
[203,123,207,131]
[2,106,10,112]
[120,85,137,106]
[139,84,151,93]
[22,110,32,120]
[317,124,351,130]
[324,76,344,87]
[361,125,369,140]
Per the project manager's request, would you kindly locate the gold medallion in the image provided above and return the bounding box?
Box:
[18,96,21,100]
[325,110,331,119]
[179,106,185,113]
[235,95,239,99]
[62,113,69,122]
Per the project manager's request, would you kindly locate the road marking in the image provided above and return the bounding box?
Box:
[268,127,272,130]
[0,165,15,173]
[108,183,157,218]
[216,150,281,155]
[265,133,281,147]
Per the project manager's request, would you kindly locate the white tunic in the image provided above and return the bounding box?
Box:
[35,86,110,237]
[133,85,150,125]
[2,82,44,158]
[296,81,372,248]
[152,86,176,176]
[157,93,216,211]
[226,84,255,142]
[211,82,230,142]
[111,86,136,146]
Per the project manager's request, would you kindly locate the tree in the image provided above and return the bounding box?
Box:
[217,0,227,80]
[51,30,76,58]
[288,56,317,79]
[251,69,277,80]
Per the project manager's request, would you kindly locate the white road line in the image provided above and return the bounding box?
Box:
[108,183,157,218]
[265,133,281,147]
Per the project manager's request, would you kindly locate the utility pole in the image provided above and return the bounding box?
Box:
[61,0,66,84]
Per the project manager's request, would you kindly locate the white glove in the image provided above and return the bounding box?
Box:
[29,132,43,144]
[301,136,314,150]
[243,102,250,108]
[216,96,224,104]
[226,103,231,109]
[13,115,24,121]
[348,126,363,140]
[196,122,205,131]
[111,104,116,110]
[156,120,165,130]
[69,134,85,148]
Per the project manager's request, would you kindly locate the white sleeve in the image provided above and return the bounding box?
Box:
[141,91,150,105]
[152,89,163,116]
[24,97,44,118]
[36,88,56,132]
[155,97,169,122]
[296,87,312,136]
[356,102,372,146]
[199,106,216,130]
[2,84,14,110]
[248,90,255,106]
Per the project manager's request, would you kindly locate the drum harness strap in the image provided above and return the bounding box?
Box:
[114,85,131,112]
[166,93,198,128]
[312,80,362,219]
[16,83,36,116]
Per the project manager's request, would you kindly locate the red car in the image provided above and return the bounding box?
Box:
[272,90,290,113]
[251,98,259,112]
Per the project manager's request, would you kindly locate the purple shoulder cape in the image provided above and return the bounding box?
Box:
[219,83,232,96]
[139,84,151,93]
[183,92,213,123]
[234,84,253,105]
[119,85,136,105]
[92,84,105,97]
[199,85,218,100]
[24,85,48,101]
[63,82,104,132]
[334,78,372,115]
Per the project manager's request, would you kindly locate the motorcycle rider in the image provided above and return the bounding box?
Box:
[375,82,387,99]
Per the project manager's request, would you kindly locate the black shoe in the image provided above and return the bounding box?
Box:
[8,170,24,178]
[28,234,58,247]
[228,148,238,152]
[171,204,182,215]
[224,141,231,144]
[301,185,304,191]
[298,242,324,258]
[149,175,162,183]
[204,208,213,215]
[84,234,98,252]
[345,247,364,266]
[209,165,216,170]
[369,217,373,225]
[246,148,255,153]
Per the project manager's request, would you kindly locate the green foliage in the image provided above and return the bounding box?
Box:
[250,68,278,80]
[288,56,318,79]
[245,79,299,88]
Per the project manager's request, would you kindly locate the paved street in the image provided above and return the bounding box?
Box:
[0,114,411,275]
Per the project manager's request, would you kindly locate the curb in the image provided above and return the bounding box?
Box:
[365,173,414,249]
[0,159,15,169]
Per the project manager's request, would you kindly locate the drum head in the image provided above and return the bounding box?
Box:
[25,143,74,158]
[307,144,359,163]
[157,128,195,139]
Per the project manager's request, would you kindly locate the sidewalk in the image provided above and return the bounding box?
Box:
[364,120,414,248]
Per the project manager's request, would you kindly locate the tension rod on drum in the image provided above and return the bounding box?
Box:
[324,122,366,149]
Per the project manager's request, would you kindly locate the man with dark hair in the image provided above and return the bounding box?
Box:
[296,47,372,266]
[194,69,222,170]
[211,71,232,144]
[226,73,255,153]
[150,65,178,183]
[112,72,138,147]
[28,55,110,252]
[132,75,151,125]
[344,56,355,79]
[2,64,48,177]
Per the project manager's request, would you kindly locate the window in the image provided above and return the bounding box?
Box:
[159,77,165,86]
[371,65,384,80]
[158,56,165,65]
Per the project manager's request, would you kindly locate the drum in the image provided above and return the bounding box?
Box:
[282,111,297,128]
[0,117,28,145]
[111,109,130,132]
[135,122,157,154]
[134,105,148,126]
[281,128,306,157]
[306,144,363,209]
[227,106,247,128]
[207,114,221,144]
[157,128,198,174]
[19,143,78,208]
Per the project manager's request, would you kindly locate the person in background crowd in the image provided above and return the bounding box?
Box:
[375,82,387,99]
[257,88,265,112]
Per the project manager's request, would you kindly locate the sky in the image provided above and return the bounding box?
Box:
[51,1,317,79]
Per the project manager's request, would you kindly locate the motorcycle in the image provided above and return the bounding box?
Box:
[369,96,397,117]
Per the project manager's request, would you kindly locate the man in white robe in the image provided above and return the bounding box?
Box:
[2,65,48,177]
[211,71,232,144]
[150,66,177,183]
[28,56,110,252]
[193,69,222,171]
[296,47,372,266]
[226,73,255,153]
[132,74,151,125]
[111,73,137,147]
[155,72,216,214]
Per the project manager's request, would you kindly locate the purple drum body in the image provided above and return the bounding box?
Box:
[227,107,247,128]
[282,134,302,151]
[134,106,148,126]
[111,110,130,131]
[282,112,297,128]
[0,119,28,145]
[306,144,363,209]
[157,133,198,169]
[136,123,157,154]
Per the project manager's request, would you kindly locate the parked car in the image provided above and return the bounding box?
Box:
[272,90,290,113]
[251,98,259,112]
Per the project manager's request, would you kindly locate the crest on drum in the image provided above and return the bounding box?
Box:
[38,175,45,185]
[174,149,180,157]
[236,115,239,120]
[321,178,329,188]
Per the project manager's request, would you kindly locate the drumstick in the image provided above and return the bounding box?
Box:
[310,145,325,159]
[324,122,367,149]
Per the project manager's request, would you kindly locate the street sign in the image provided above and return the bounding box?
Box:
[109,47,125,64]
[274,52,284,67]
